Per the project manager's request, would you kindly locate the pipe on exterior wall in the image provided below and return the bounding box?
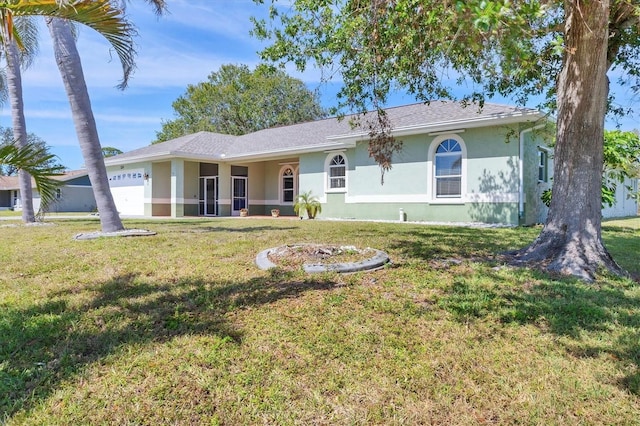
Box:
[519,124,547,219]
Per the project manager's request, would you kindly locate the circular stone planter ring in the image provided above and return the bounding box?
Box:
[256,244,390,274]
[73,229,157,240]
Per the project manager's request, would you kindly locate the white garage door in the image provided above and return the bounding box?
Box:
[110,186,145,216]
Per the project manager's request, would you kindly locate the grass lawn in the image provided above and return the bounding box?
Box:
[1,217,639,424]
[0,211,21,218]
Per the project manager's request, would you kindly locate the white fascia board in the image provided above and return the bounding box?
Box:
[105,152,175,166]
[171,151,229,162]
[103,142,357,166]
[104,151,228,166]
[326,111,544,142]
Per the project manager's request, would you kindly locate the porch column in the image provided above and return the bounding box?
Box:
[218,163,231,216]
[171,159,185,218]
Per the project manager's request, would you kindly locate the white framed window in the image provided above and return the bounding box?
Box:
[428,135,467,201]
[327,153,347,191]
[279,165,298,204]
[435,139,462,197]
[538,149,548,182]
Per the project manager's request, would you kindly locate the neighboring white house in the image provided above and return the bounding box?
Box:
[0,170,96,213]
[602,177,639,219]
[103,101,638,225]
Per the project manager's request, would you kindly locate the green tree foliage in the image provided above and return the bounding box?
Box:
[154,64,327,143]
[603,130,640,201]
[254,0,640,280]
[0,127,64,176]
[542,130,640,208]
[101,146,123,158]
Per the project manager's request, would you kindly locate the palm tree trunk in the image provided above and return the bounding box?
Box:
[47,17,124,232]
[5,39,35,222]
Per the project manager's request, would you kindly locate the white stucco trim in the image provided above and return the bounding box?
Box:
[466,192,519,203]
[345,194,430,203]
[261,199,281,205]
[151,197,171,203]
[343,193,519,204]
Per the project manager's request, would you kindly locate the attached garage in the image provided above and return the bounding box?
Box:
[108,169,145,216]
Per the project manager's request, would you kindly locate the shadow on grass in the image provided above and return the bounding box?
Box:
[0,269,338,418]
[437,271,640,396]
[389,226,535,261]
[188,226,299,233]
[388,225,640,395]
[603,230,640,279]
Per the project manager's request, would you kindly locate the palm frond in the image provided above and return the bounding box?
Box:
[0,142,65,212]
[12,16,39,69]
[7,0,136,89]
[116,0,167,16]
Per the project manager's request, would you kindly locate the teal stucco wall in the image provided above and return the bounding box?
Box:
[298,125,547,225]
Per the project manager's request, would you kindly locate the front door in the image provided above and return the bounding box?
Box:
[199,177,218,216]
[231,176,247,216]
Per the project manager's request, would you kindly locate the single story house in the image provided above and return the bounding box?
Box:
[104,101,553,225]
[103,101,637,225]
[0,169,96,213]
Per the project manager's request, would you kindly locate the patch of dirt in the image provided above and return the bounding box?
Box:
[267,244,377,271]
[73,229,157,240]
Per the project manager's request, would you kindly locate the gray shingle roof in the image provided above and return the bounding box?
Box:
[105,101,542,165]
[105,131,237,163]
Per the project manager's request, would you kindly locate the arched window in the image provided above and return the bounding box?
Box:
[328,154,346,189]
[282,167,295,203]
[434,138,462,198]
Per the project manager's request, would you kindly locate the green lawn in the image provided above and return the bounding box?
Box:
[0,211,94,218]
[0,210,21,217]
[1,217,639,424]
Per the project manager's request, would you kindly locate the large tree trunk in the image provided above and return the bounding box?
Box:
[510,0,623,281]
[6,40,35,223]
[47,18,124,233]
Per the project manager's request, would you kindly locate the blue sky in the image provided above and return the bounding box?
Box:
[2,0,638,171]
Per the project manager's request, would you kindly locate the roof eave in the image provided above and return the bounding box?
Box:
[105,151,178,166]
[222,141,357,162]
[326,111,545,142]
